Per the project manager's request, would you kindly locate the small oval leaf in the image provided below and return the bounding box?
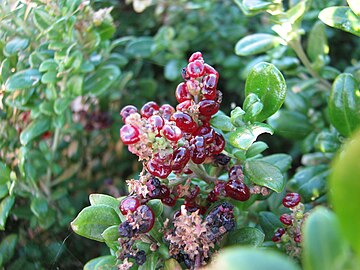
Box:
[235,34,282,56]
[20,117,51,145]
[5,69,41,91]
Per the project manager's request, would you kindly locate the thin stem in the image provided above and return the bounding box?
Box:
[188,162,217,184]
[289,39,332,89]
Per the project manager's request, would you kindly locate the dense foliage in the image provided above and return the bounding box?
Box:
[0,0,360,269]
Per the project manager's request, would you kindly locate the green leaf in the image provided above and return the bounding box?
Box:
[67,75,83,96]
[235,34,282,56]
[319,6,360,37]
[164,258,182,270]
[246,141,268,158]
[54,98,71,115]
[244,62,287,122]
[307,21,329,63]
[240,0,282,15]
[89,194,122,218]
[84,255,116,270]
[5,69,41,91]
[39,59,58,72]
[260,154,292,173]
[229,123,273,151]
[0,162,10,185]
[330,130,360,257]
[284,90,309,114]
[303,207,350,270]
[41,71,58,84]
[243,93,264,122]
[30,197,48,218]
[71,205,120,242]
[0,234,18,265]
[125,37,153,58]
[268,110,312,140]
[314,130,341,153]
[139,253,158,270]
[328,73,360,137]
[4,38,29,56]
[20,117,51,145]
[101,225,119,251]
[33,9,53,31]
[259,211,283,240]
[244,160,285,192]
[287,165,329,202]
[347,0,360,16]
[208,247,300,270]
[0,196,15,230]
[210,112,233,131]
[230,107,246,127]
[147,199,163,217]
[226,227,265,247]
[83,65,120,96]
[165,59,184,81]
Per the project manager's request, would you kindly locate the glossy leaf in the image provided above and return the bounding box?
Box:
[268,110,312,140]
[89,194,122,218]
[125,37,153,58]
[307,21,329,63]
[260,154,292,173]
[5,69,41,91]
[84,256,115,270]
[4,38,29,56]
[303,207,350,270]
[229,123,273,150]
[330,130,360,257]
[243,93,264,122]
[30,197,48,218]
[246,141,268,158]
[71,205,120,242]
[83,65,120,96]
[210,112,233,131]
[0,162,10,185]
[226,227,265,247]
[319,7,360,37]
[244,160,285,193]
[239,0,282,15]
[259,211,283,240]
[54,98,71,115]
[147,199,163,217]
[94,256,117,270]
[67,75,83,96]
[0,234,18,265]
[235,34,282,56]
[0,196,15,230]
[328,73,360,137]
[347,0,360,16]
[207,247,300,270]
[244,62,286,122]
[20,117,51,145]
[287,165,329,202]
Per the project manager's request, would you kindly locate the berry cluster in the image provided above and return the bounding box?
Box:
[207,165,250,202]
[272,193,307,259]
[119,52,225,179]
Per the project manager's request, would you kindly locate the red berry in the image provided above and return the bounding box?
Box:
[136,205,155,233]
[202,87,217,100]
[280,213,293,226]
[171,112,197,133]
[204,63,218,77]
[140,101,159,118]
[186,60,205,78]
[160,104,175,120]
[172,147,191,171]
[198,99,219,116]
[214,181,227,196]
[211,132,225,154]
[203,74,218,90]
[207,191,218,202]
[186,185,200,201]
[149,115,164,131]
[228,165,244,181]
[294,234,301,243]
[120,196,141,215]
[120,124,140,145]
[162,124,182,142]
[282,193,301,208]
[194,126,215,144]
[191,136,206,164]
[176,100,192,112]
[146,159,172,179]
[162,196,177,207]
[175,82,192,103]
[272,228,286,242]
[189,52,203,63]
[120,105,138,122]
[225,180,250,201]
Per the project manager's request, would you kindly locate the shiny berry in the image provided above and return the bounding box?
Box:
[175,82,192,103]
[140,101,159,118]
[118,221,134,238]
[160,104,175,120]
[272,228,286,242]
[202,87,217,100]
[161,124,182,142]
[149,115,164,131]
[120,105,138,122]
[120,196,141,215]
[194,125,215,144]
[282,193,301,208]
[146,159,172,179]
[204,63,218,77]
[211,131,225,154]
[188,52,203,62]
[213,153,231,166]
[172,147,191,171]
[162,196,177,207]
[294,234,301,243]
[225,180,250,201]
[191,136,206,164]
[186,60,205,78]
[176,100,192,112]
[182,68,190,80]
[186,185,200,201]
[136,205,155,233]
[171,112,197,133]
[203,74,218,90]
[120,124,140,145]
[198,99,219,116]
[280,213,293,226]
[228,165,244,181]
[207,191,218,202]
